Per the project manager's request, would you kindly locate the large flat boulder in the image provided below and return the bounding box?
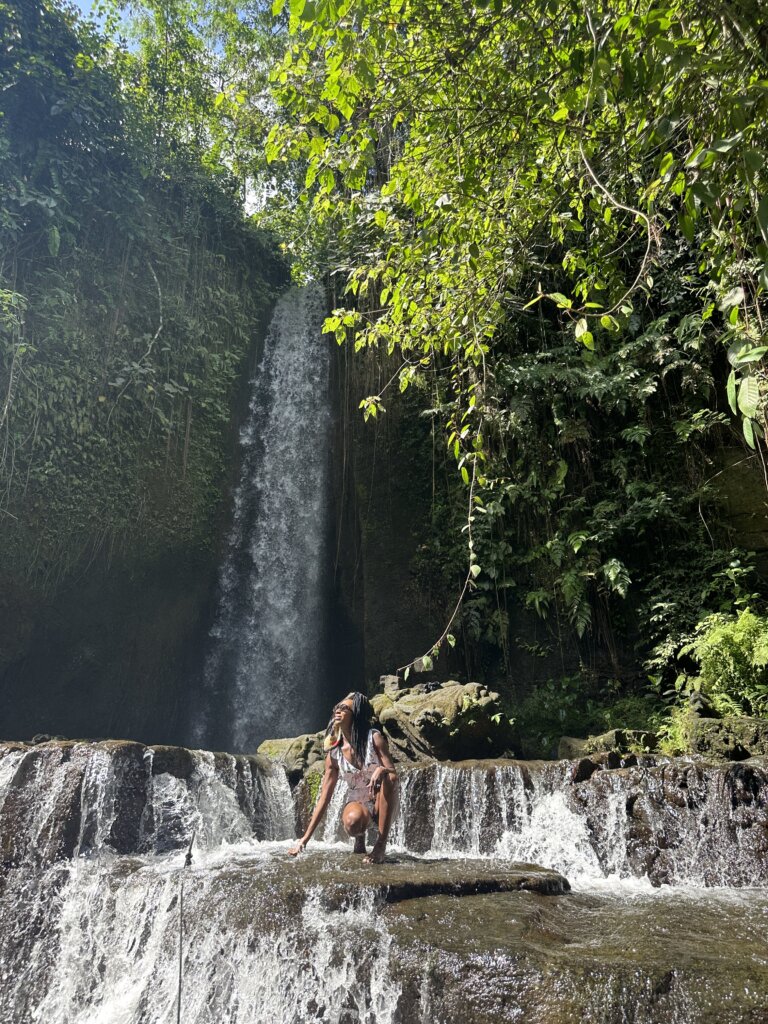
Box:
[285,851,569,909]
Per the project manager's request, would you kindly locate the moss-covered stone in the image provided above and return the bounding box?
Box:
[256,732,325,785]
[558,729,656,760]
[371,680,515,762]
[685,715,768,760]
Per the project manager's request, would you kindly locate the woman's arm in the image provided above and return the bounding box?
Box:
[288,754,339,856]
[368,731,397,797]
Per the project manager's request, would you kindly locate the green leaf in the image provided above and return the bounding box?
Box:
[745,149,764,173]
[659,152,674,177]
[461,465,470,485]
[374,209,388,228]
[47,225,60,257]
[469,563,482,578]
[727,370,737,414]
[737,376,759,419]
[711,133,743,153]
[679,213,695,243]
[736,347,768,365]
[743,416,756,449]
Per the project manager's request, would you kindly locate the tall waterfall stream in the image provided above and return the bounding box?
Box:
[1,741,766,1023]
[191,285,331,752]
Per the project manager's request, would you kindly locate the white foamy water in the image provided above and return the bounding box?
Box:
[2,744,768,1023]
[192,284,331,752]
[10,859,400,1024]
[385,759,768,888]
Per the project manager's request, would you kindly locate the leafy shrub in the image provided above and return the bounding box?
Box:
[681,609,768,717]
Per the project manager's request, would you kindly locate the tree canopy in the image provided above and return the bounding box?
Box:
[263,0,768,680]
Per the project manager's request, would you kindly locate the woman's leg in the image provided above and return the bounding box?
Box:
[364,774,398,864]
[342,801,371,853]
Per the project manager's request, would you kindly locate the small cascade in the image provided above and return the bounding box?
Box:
[3,743,768,1023]
[3,867,401,1024]
[0,741,294,867]
[388,758,768,886]
[192,284,331,752]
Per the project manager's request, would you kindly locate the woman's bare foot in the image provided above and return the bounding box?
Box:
[362,837,386,864]
[353,835,367,854]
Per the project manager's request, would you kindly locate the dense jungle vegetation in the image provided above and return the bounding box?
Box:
[0,0,286,594]
[266,0,768,748]
[2,0,768,751]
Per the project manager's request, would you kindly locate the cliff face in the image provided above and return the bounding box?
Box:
[325,341,585,699]
[0,309,278,747]
[326,343,452,693]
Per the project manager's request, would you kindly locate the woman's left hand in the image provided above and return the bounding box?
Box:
[367,767,383,798]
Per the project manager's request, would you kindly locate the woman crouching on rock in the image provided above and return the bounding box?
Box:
[288,692,398,864]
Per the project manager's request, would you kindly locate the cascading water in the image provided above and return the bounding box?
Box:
[191,285,331,752]
[2,741,768,1023]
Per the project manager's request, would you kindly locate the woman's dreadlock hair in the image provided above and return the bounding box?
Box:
[324,691,375,766]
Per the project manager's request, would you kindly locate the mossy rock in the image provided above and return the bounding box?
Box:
[685,715,768,760]
[257,732,325,785]
[558,729,657,760]
[371,681,515,762]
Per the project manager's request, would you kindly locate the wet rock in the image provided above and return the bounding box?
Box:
[256,732,325,785]
[0,742,85,868]
[570,757,600,783]
[387,886,768,1023]
[286,851,569,908]
[371,680,515,762]
[0,739,294,866]
[558,729,656,760]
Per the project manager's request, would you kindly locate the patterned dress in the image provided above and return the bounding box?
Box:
[330,728,383,818]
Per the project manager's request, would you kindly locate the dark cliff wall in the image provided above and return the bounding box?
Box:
[0,307,279,746]
[326,344,452,694]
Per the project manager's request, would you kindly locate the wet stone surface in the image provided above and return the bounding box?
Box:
[386,886,768,1024]
[281,850,570,906]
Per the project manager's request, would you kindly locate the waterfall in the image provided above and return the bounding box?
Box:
[3,742,768,1023]
[192,285,331,752]
[0,741,295,867]
[331,758,768,887]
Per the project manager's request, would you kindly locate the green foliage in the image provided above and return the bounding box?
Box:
[0,0,286,587]
[264,0,768,689]
[516,675,665,756]
[655,706,697,756]
[680,609,768,717]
